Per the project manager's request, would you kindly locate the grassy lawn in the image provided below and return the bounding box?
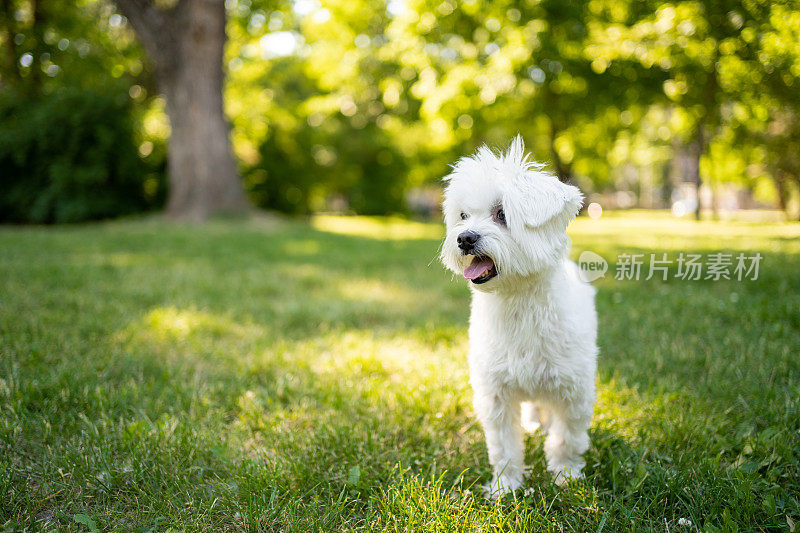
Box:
[1,211,799,531]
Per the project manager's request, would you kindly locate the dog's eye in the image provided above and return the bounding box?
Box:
[494,208,506,225]
[460,212,468,220]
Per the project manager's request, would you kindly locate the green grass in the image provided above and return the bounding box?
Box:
[1,211,799,531]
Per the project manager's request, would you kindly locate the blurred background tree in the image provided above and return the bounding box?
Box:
[115,0,251,221]
[1,0,799,222]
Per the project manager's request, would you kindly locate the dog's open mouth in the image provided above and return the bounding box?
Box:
[463,255,498,284]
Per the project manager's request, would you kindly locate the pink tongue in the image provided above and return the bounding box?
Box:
[464,257,494,280]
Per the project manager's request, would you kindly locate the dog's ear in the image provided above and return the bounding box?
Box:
[504,173,583,229]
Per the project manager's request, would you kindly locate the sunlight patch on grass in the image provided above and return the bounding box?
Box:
[112,306,269,374]
[312,215,443,240]
[141,307,249,340]
[594,378,677,443]
[279,239,322,256]
[333,277,418,306]
[299,329,468,383]
[570,210,800,253]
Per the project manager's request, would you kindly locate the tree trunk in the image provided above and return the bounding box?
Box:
[30,0,44,87]
[550,141,574,184]
[792,176,800,221]
[661,158,673,208]
[774,173,788,215]
[687,53,719,221]
[160,0,248,221]
[0,0,21,84]
[116,0,250,222]
[547,118,573,184]
[541,90,575,185]
[687,125,704,221]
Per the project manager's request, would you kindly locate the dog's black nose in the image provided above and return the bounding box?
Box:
[457,230,480,252]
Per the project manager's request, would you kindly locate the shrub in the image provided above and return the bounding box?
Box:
[245,126,319,215]
[246,121,407,215]
[0,89,164,223]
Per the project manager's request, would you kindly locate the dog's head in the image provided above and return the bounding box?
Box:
[440,135,583,292]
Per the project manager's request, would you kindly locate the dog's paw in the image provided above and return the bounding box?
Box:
[482,473,524,499]
[548,463,585,487]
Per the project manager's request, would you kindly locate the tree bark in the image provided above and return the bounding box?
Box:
[549,137,574,185]
[115,0,250,222]
[30,0,44,87]
[774,173,788,215]
[547,117,573,184]
[679,50,721,221]
[792,176,800,221]
[686,126,703,221]
[0,0,21,84]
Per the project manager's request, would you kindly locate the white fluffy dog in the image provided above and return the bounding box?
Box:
[440,136,598,496]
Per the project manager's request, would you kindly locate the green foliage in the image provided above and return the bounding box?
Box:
[247,120,407,215]
[4,0,800,218]
[224,0,800,213]
[228,4,411,215]
[0,213,798,529]
[0,89,165,223]
[240,55,409,215]
[0,0,149,96]
[245,125,316,215]
[0,0,166,223]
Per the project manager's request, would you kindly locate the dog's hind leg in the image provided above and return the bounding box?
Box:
[543,397,592,486]
[521,402,551,433]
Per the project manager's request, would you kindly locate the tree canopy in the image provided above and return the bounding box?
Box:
[2,0,799,219]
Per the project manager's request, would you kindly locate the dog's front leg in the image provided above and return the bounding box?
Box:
[473,385,525,497]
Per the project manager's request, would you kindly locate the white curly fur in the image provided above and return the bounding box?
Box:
[440,136,598,496]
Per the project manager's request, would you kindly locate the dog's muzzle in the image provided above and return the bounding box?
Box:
[457,230,480,253]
